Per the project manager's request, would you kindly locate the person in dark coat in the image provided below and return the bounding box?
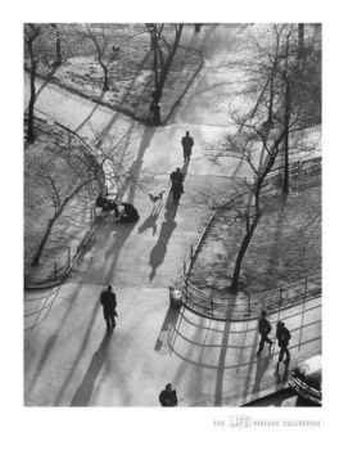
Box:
[118,202,140,223]
[159,383,178,406]
[100,285,117,332]
[181,131,194,163]
[170,167,184,201]
[276,321,291,367]
[257,310,273,355]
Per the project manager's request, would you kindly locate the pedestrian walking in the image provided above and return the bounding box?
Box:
[276,321,291,368]
[99,285,117,332]
[170,167,184,202]
[257,310,273,355]
[159,383,178,406]
[181,131,194,163]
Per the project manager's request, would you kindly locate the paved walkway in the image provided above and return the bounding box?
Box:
[25,285,321,406]
[24,24,321,406]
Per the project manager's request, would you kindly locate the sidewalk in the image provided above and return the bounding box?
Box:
[25,284,321,406]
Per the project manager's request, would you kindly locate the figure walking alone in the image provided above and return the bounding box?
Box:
[181,131,194,164]
[99,285,117,332]
[159,383,178,407]
[170,167,184,202]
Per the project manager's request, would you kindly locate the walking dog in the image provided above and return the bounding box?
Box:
[148,190,165,216]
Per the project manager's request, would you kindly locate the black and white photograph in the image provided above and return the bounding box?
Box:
[23,21,322,408]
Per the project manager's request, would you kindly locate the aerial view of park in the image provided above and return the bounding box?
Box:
[24,23,321,407]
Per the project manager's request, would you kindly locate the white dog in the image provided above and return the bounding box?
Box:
[148,190,165,216]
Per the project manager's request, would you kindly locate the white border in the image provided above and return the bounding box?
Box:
[1,0,341,448]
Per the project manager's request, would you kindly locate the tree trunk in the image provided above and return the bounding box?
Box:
[151,24,183,120]
[283,79,290,196]
[158,25,183,92]
[27,41,37,144]
[298,24,305,61]
[230,215,260,293]
[101,61,109,91]
[50,24,62,67]
[55,31,62,66]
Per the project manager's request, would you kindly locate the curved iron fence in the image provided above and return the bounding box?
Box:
[178,157,322,321]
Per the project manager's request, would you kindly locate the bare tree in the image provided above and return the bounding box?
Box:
[298,23,305,63]
[227,26,321,291]
[247,24,319,197]
[225,29,296,291]
[24,24,41,144]
[83,24,116,92]
[145,23,184,125]
[228,118,291,292]
[50,23,63,67]
[27,140,99,267]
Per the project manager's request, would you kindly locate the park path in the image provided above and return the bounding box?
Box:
[24,24,321,406]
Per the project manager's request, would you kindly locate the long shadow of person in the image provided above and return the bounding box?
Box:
[148,192,178,281]
[70,331,113,407]
[252,352,273,394]
[274,358,290,384]
[181,159,190,178]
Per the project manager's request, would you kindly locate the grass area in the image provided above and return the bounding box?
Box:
[190,183,321,296]
[27,24,203,123]
[24,119,103,285]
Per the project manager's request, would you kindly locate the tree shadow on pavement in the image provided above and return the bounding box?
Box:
[213,303,233,406]
[70,331,113,406]
[125,127,155,204]
[94,52,151,147]
[78,220,137,285]
[241,322,263,402]
[148,191,178,281]
[53,300,101,405]
[74,98,104,134]
[26,332,58,396]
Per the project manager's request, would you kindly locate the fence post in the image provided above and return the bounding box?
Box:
[67,247,71,267]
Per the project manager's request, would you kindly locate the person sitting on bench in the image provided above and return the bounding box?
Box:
[117,202,140,223]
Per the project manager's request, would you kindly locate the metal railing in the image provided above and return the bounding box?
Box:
[25,117,104,289]
[178,157,322,321]
[181,270,321,321]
